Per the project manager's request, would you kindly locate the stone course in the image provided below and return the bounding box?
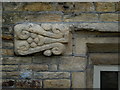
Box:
[2,72,19,79]
[95,2,116,12]
[2,65,18,71]
[19,64,49,71]
[3,57,32,64]
[34,72,70,79]
[44,79,70,88]
[64,13,99,22]
[59,56,87,71]
[100,13,119,22]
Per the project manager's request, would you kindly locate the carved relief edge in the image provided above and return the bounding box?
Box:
[14,23,70,56]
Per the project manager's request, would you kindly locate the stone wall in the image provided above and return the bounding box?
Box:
[2,2,119,88]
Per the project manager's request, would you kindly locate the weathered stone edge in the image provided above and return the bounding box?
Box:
[73,23,119,32]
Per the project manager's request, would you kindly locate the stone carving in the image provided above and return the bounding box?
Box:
[14,23,70,56]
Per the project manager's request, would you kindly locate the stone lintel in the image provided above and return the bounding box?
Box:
[73,23,119,32]
[89,53,119,65]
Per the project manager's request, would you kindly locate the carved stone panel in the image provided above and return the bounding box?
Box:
[14,23,70,56]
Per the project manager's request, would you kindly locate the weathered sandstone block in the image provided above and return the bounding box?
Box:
[72,72,86,88]
[44,79,70,88]
[34,72,70,79]
[59,56,87,71]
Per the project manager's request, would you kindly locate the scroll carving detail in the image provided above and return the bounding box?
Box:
[14,23,70,56]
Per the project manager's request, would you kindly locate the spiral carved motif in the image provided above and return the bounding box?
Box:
[14,23,70,56]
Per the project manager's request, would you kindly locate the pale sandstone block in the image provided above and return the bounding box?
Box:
[2,65,18,71]
[100,13,118,22]
[74,23,118,32]
[73,2,95,12]
[64,13,98,22]
[33,55,59,64]
[3,57,32,64]
[59,56,87,71]
[2,71,20,79]
[19,64,48,71]
[72,72,86,88]
[2,49,14,56]
[49,64,57,71]
[95,2,115,12]
[2,42,13,48]
[44,79,70,88]
[34,72,70,79]
[89,53,119,65]
[86,67,93,88]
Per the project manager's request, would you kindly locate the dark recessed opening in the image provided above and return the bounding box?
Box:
[101,71,119,89]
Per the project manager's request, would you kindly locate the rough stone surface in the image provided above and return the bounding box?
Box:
[0,2,2,58]
[34,72,70,79]
[3,3,24,11]
[116,2,120,11]
[2,26,13,35]
[2,72,19,79]
[2,65,18,71]
[24,13,62,22]
[86,66,93,88]
[56,2,94,12]
[19,65,48,71]
[3,12,62,25]
[3,3,54,11]
[59,56,87,71]
[33,55,59,64]
[72,72,86,88]
[0,81,1,89]
[73,2,94,12]
[100,13,118,22]
[95,2,116,12]
[73,23,119,32]
[16,80,42,88]
[2,79,15,87]
[64,32,73,55]
[2,49,14,56]
[44,79,70,88]
[3,57,32,64]
[2,35,13,40]
[2,42,13,48]
[2,79,41,88]
[23,3,54,11]
[64,13,98,22]
[89,53,119,65]
[0,3,2,11]
[49,64,57,71]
